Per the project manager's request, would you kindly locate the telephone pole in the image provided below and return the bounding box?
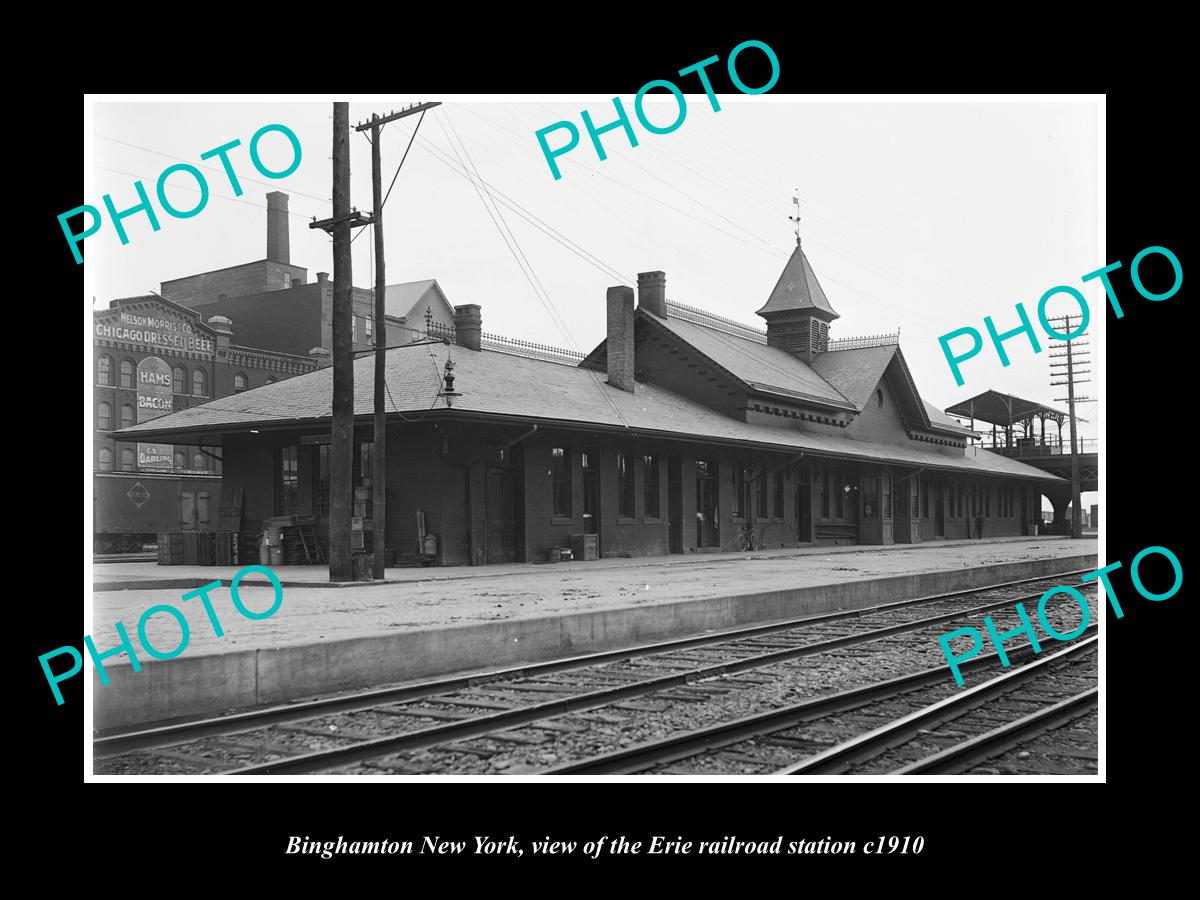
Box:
[354,102,440,579]
[1049,314,1091,539]
[309,103,371,581]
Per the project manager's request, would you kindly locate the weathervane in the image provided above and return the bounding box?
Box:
[789,189,801,245]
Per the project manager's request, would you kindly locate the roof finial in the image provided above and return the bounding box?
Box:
[789,189,801,246]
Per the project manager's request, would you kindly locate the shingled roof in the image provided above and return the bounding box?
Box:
[755,242,839,319]
[117,343,1060,482]
[640,311,853,408]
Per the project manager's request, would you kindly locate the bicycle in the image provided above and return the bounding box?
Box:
[736,523,759,552]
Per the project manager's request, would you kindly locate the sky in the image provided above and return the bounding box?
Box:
[87,97,1100,512]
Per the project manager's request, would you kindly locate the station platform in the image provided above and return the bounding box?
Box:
[90,536,1098,731]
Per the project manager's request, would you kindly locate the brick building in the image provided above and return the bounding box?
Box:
[92,294,318,550]
[118,237,1067,566]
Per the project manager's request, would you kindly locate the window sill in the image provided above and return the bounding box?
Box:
[552,516,575,526]
[642,516,662,525]
[618,516,637,525]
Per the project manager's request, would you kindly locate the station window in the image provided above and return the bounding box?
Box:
[757,466,769,520]
[121,448,135,471]
[643,454,660,518]
[119,359,134,388]
[193,452,207,471]
[359,441,374,488]
[862,475,879,519]
[984,482,991,517]
[97,355,113,386]
[911,476,920,518]
[883,473,892,518]
[234,372,248,393]
[97,447,113,471]
[365,315,373,342]
[773,470,785,519]
[922,479,931,519]
[120,404,134,429]
[174,451,186,469]
[192,368,208,397]
[97,402,112,431]
[316,444,330,516]
[957,482,964,518]
[353,315,360,343]
[733,463,748,518]
[172,365,187,394]
[617,453,635,518]
[818,470,829,519]
[832,466,843,519]
[277,445,300,515]
[551,448,571,517]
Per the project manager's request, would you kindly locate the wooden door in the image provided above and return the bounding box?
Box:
[485,467,517,563]
[667,457,683,553]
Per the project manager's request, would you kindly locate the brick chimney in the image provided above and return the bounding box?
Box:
[606,285,635,392]
[266,192,290,263]
[453,304,482,351]
[637,271,667,318]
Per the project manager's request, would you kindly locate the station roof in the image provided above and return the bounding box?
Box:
[118,343,1062,483]
[944,390,1068,426]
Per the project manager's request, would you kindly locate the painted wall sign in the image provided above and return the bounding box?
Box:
[96,310,214,353]
[136,356,174,467]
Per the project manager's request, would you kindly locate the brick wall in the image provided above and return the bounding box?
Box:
[161,260,308,306]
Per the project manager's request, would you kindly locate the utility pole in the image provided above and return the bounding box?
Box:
[1049,314,1091,539]
[369,114,387,580]
[354,102,440,579]
[309,103,370,581]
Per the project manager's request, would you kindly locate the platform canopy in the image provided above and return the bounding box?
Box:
[945,390,1069,426]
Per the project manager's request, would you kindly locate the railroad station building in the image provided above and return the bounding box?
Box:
[117,231,1068,566]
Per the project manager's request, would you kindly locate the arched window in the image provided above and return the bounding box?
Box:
[120,448,135,471]
[119,359,135,388]
[193,452,207,470]
[192,368,208,397]
[120,404,134,429]
[875,389,884,408]
[97,448,113,471]
[173,365,187,394]
[97,402,112,431]
[234,372,248,393]
[97,355,113,385]
[174,451,186,469]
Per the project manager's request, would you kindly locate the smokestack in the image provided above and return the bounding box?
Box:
[637,271,667,318]
[266,191,290,263]
[606,285,635,392]
[453,304,482,351]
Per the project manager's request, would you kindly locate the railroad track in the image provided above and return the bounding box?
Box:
[773,637,1096,776]
[546,632,1096,775]
[94,571,1095,775]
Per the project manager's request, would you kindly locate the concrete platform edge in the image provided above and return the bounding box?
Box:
[94,553,1096,731]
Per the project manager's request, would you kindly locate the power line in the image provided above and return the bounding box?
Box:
[95,166,315,220]
[439,109,577,350]
[95,134,332,205]
[437,110,630,430]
